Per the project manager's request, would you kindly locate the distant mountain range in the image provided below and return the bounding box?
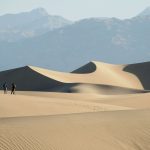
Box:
[0,8,72,42]
[0,7,150,71]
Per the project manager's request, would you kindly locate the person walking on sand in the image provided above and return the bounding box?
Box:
[3,82,8,94]
[11,83,16,95]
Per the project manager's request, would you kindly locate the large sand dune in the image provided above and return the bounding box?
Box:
[0,61,150,150]
[0,61,149,93]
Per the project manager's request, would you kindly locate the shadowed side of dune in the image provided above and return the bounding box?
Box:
[72,62,97,74]
[123,62,150,90]
[0,66,63,91]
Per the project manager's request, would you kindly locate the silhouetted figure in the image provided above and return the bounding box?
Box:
[11,83,16,95]
[3,82,8,94]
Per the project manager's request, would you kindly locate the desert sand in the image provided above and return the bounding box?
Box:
[0,61,150,150]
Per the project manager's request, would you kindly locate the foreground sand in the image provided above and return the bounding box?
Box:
[0,92,150,150]
[1,109,150,150]
[0,61,150,150]
[0,92,133,118]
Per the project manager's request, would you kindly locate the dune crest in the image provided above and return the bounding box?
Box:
[72,61,97,74]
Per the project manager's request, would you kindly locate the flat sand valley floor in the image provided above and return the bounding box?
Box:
[0,91,150,150]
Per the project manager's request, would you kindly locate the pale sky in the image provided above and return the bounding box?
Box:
[0,0,150,20]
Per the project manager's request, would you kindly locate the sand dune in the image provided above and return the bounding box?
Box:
[0,61,150,93]
[0,61,150,150]
[30,61,144,90]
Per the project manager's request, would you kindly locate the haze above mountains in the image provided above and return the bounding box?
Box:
[0,7,150,71]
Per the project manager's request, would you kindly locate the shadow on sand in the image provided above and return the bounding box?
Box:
[123,62,150,90]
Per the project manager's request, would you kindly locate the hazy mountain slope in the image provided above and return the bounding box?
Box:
[0,8,150,71]
[0,8,71,42]
[138,6,150,17]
